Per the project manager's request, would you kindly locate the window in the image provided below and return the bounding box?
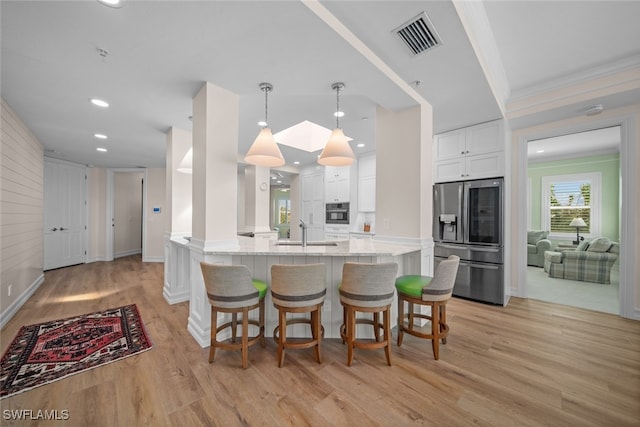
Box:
[541,173,600,238]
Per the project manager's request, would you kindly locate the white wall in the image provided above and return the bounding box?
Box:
[145,168,166,261]
[87,168,106,262]
[0,99,44,323]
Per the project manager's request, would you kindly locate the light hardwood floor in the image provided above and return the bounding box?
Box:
[1,255,639,426]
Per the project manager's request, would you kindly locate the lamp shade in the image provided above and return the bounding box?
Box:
[244,127,285,167]
[317,128,355,166]
[176,148,193,174]
[569,217,587,228]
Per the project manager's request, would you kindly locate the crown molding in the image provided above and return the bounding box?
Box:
[509,55,640,103]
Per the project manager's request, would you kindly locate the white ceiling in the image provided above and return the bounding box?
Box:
[1,1,639,171]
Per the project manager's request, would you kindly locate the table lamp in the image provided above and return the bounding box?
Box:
[569,217,587,245]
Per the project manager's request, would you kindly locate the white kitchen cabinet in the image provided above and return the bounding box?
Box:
[433,120,504,182]
[301,172,324,241]
[357,155,375,212]
[325,166,350,203]
[325,225,349,241]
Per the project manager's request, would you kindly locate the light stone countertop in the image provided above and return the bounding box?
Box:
[172,236,420,257]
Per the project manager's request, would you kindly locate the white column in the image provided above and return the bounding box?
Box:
[163,127,192,305]
[375,104,434,276]
[188,82,240,346]
[243,165,272,234]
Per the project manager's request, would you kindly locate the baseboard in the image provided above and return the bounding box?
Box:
[0,274,45,329]
[187,316,210,348]
[115,249,142,259]
[143,256,164,263]
[86,256,108,263]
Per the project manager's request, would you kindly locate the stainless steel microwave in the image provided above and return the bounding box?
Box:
[326,202,349,224]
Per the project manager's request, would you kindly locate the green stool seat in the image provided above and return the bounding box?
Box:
[252,279,268,299]
[395,275,432,298]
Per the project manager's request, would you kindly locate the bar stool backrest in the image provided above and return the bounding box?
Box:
[200,263,259,309]
[340,262,398,308]
[422,255,460,302]
[271,263,327,308]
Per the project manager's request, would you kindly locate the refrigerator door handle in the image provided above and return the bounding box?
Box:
[439,244,465,250]
[459,261,500,270]
[469,247,501,253]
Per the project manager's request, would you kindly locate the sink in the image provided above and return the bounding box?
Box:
[275,241,338,247]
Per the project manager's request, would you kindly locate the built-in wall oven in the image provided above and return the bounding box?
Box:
[326,202,349,224]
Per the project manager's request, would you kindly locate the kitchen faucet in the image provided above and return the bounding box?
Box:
[299,219,308,247]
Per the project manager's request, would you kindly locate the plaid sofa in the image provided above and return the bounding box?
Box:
[544,238,619,284]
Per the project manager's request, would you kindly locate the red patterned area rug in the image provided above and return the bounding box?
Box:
[0,304,153,399]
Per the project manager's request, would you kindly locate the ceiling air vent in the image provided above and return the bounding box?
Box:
[394,12,442,56]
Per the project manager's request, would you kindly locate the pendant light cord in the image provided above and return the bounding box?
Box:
[264,85,268,128]
[336,84,340,129]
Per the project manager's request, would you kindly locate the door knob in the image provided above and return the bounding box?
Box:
[51,227,58,231]
[59,227,66,231]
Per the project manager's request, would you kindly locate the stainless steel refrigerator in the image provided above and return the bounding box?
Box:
[433,178,504,305]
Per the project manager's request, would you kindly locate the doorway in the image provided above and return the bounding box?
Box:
[272,187,291,239]
[106,168,147,262]
[518,114,636,319]
[525,126,620,313]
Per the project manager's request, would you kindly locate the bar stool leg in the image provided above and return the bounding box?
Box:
[231,312,238,343]
[383,306,391,366]
[242,307,249,369]
[431,303,440,360]
[209,308,218,363]
[259,299,266,347]
[277,308,287,367]
[312,307,322,363]
[397,297,405,346]
[440,304,447,344]
[347,306,355,366]
[373,312,380,342]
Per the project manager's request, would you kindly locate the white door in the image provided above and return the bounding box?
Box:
[44,159,86,270]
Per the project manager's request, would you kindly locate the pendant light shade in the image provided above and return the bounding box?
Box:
[245,127,285,167]
[318,82,354,166]
[244,82,285,167]
[318,128,354,166]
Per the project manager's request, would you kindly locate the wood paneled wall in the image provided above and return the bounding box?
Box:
[0,99,44,324]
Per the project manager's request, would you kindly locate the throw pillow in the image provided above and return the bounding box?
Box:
[527,230,547,245]
[586,237,613,253]
[576,240,590,251]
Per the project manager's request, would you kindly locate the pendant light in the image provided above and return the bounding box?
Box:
[244,82,285,167]
[318,82,355,166]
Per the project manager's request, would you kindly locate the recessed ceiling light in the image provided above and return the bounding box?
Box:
[293,161,300,165]
[94,133,108,139]
[334,111,344,118]
[90,98,109,108]
[96,147,108,152]
[536,149,545,153]
[258,121,267,127]
[357,143,365,148]
[97,0,124,8]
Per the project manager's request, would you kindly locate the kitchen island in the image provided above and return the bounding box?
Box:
[165,236,424,347]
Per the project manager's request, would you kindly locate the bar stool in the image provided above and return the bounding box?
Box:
[339,262,398,366]
[199,262,267,369]
[395,255,460,360]
[271,263,326,367]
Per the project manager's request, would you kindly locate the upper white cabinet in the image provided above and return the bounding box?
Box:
[433,120,504,182]
[301,171,325,241]
[357,155,376,212]
[325,165,351,203]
